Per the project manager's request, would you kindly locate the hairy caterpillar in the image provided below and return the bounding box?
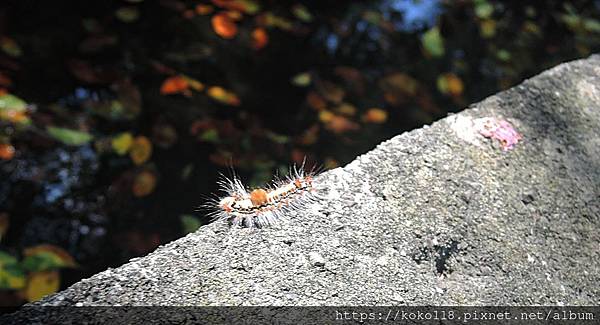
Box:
[204,162,321,228]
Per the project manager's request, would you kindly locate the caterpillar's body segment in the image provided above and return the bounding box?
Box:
[208,164,319,228]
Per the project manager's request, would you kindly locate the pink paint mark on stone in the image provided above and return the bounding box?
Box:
[477,118,522,151]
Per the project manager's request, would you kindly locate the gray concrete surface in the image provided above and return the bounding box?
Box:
[9,56,600,313]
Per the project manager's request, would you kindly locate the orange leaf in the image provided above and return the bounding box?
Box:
[132,170,157,197]
[251,28,268,49]
[160,75,189,95]
[290,149,306,165]
[0,72,13,87]
[212,0,245,12]
[225,10,243,21]
[0,212,9,239]
[436,73,464,96]
[317,80,345,104]
[212,13,238,39]
[0,143,15,160]
[209,151,236,167]
[129,136,152,165]
[324,115,359,134]
[362,108,388,123]
[379,73,418,96]
[195,4,214,15]
[306,91,327,111]
[334,66,363,83]
[189,119,215,135]
[182,9,195,19]
[446,73,464,96]
[297,124,319,145]
[0,110,29,124]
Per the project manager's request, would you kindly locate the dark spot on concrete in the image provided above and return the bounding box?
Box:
[412,240,460,276]
[521,193,535,204]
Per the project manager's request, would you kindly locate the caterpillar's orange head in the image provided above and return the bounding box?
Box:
[250,189,268,206]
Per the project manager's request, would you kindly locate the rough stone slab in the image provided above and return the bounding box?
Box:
[8,55,600,313]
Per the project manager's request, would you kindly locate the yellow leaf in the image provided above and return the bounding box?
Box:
[480,19,496,38]
[132,170,157,197]
[335,103,357,116]
[379,73,418,96]
[318,110,334,123]
[23,271,60,302]
[324,157,339,169]
[184,76,205,92]
[111,132,133,155]
[207,86,240,106]
[436,73,464,96]
[129,136,152,165]
[8,274,26,289]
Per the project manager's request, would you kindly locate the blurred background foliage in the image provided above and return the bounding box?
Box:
[0,0,599,306]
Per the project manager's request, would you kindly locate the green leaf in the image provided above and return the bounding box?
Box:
[21,251,75,272]
[180,163,194,180]
[0,37,22,58]
[0,251,18,266]
[291,72,311,87]
[560,14,580,30]
[0,94,27,113]
[421,26,445,58]
[363,10,381,25]
[265,131,289,144]
[292,4,313,22]
[199,129,219,143]
[583,18,600,33]
[436,75,449,94]
[47,127,93,146]
[239,0,260,15]
[474,0,494,19]
[180,215,201,234]
[496,49,511,62]
[115,6,140,23]
[0,251,26,289]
